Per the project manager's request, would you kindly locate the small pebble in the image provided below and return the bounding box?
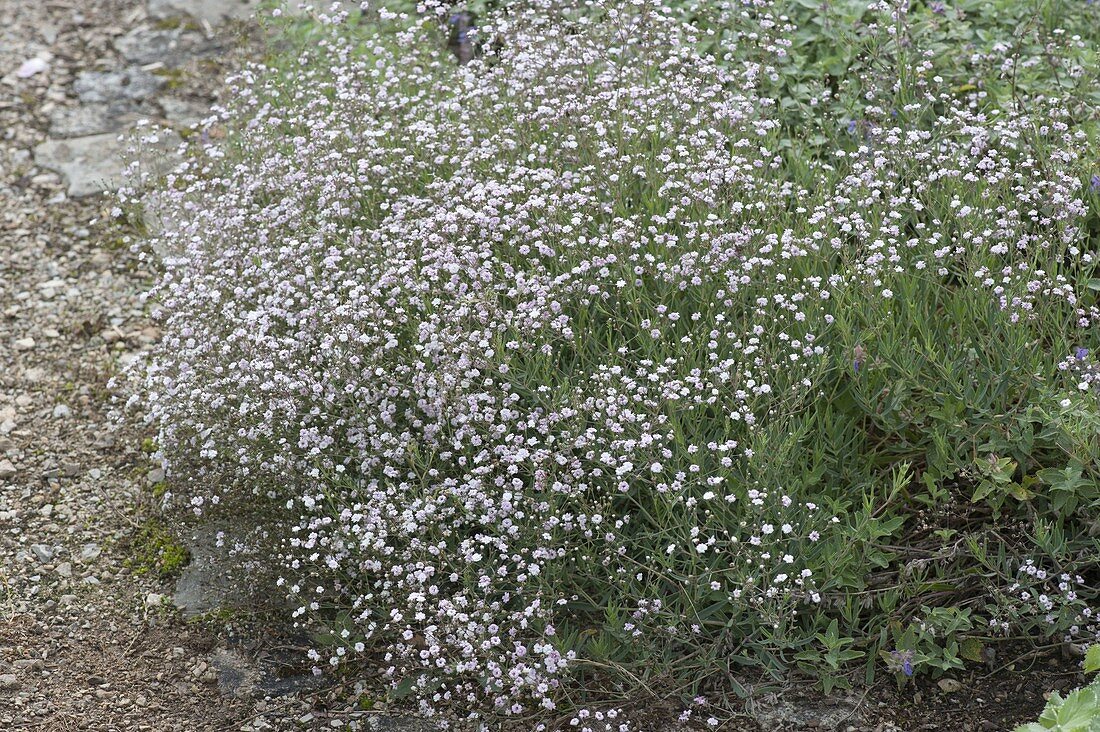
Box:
[31,544,55,563]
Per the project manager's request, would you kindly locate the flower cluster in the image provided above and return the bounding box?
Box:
[120,0,1100,724]
[989,560,1100,646]
[1059,348,1100,395]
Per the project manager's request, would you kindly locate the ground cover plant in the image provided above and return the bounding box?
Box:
[120,0,1100,728]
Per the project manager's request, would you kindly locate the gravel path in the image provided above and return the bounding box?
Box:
[0,2,308,729]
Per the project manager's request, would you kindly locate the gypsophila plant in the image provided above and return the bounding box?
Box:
[116,0,1100,727]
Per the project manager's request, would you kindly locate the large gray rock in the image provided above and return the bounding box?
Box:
[172,525,249,617]
[148,0,263,24]
[73,67,165,104]
[158,96,211,128]
[210,646,326,699]
[34,129,182,197]
[210,648,260,698]
[749,692,864,730]
[49,103,142,138]
[114,27,216,66]
[355,717,441,731]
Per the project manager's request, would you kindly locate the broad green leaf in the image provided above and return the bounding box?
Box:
[1052,687,1098,729]
[960,638,985,664]
[1085,645,1100,675]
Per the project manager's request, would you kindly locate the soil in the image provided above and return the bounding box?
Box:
[859,646,1086,732]
[0,0,301,729]
[619,644,1087,731]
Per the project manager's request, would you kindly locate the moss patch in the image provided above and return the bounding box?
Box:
[126,519,190,579]
[152,16,201,32]
[151,67,188,90]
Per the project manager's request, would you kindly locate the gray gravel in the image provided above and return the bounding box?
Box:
[0,1,325,730]
[149,0,264,24]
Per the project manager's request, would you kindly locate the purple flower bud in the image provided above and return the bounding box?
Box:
[888,649,915,677]
[853,345,866,373]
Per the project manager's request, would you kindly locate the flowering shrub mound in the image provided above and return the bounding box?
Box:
[123,0,1100,727]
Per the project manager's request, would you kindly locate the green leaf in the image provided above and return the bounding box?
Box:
[1037,466,1087,491]
[1007,482,1034,501]
[1085,645,1100,675]
[960,638,986,664]
[390,675,418,700]
[972,479,997,503]
[1051,687,1098,729]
